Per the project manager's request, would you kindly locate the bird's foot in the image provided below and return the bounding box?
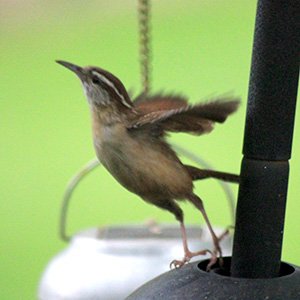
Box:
[206,249,219,271]
[206,228,230,271]
[170,249,211,269]
[170,259,187,269]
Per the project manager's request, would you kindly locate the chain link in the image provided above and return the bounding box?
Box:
[137,0,151,96]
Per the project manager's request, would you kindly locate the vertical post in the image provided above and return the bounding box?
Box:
[231,0,300,278]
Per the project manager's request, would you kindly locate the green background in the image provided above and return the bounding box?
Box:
[1,1,299,299]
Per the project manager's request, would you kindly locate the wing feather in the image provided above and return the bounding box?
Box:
[133,92,188,110]
[128,93,240,136]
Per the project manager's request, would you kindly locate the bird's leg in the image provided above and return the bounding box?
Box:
[147,199,206,268]
[147,198,210,269]
[217,226,231,243]
[170,221,211,269]
[200,205,224,270]
[189,193,224,270]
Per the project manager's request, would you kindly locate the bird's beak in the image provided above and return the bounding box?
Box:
[56,60,85,81]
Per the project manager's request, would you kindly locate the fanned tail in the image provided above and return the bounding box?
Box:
[185,165,240,183]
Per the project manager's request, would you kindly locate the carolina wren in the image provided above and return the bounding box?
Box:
[56,60,240,269]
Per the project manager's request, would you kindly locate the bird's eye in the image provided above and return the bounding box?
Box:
[92,76,101,85]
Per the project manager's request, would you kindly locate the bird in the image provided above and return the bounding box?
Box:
[56,60,240,269]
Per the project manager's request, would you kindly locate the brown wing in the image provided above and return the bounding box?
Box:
[128,94,240,135]
[133,92,188,110]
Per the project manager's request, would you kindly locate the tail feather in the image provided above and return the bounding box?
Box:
[185,165,240,184]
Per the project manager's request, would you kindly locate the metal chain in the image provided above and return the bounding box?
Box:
[137,0,151,96]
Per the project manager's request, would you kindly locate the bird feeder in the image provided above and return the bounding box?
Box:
[125,0,300,299]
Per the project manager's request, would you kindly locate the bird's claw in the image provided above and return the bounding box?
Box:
[206,230,228,271]
[170,228,229,270]
[170,259,188,269]
[170,249,211,269]
[206,250,218,271]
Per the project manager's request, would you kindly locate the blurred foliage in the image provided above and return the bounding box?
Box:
[1,1,299,299]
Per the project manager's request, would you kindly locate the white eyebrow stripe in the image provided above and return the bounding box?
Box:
[92,71,132,108]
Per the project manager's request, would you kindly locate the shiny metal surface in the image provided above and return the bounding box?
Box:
[38,224,232,300]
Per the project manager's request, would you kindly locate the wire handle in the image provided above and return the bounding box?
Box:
[59,158,100,241]
[173,144,236,225]
[59,148,236,242]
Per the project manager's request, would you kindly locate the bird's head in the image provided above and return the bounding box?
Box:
[56,60,133,111]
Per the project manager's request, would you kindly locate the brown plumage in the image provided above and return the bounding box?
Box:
[56,60,240,269]
[130,93,238,135]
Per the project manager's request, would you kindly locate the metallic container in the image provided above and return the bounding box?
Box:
[38,224,232,300]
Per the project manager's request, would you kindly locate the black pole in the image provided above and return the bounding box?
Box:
[231,0,300,278]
